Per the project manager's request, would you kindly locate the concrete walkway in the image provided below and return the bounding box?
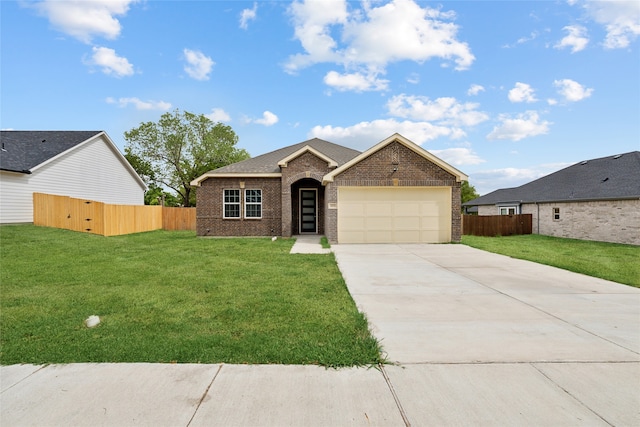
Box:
[289,234,331,254]
[2,243,639,426]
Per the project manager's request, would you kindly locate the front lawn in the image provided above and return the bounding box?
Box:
[462,234,639,287]
[0,225,382,367]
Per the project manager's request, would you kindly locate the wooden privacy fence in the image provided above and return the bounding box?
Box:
[33,193,195,236]
[463,214,532,237]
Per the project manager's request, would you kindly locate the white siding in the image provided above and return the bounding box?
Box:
[0,135,144,223]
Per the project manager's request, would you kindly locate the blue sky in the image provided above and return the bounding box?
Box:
[2,0,639,195]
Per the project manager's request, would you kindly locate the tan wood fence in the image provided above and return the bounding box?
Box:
[33,193,195,236]
[462,214,532,237]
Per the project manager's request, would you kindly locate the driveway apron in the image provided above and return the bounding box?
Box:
[332,243,640,426]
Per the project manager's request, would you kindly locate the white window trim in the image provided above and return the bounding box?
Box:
[498,205,520,215]
[223,189,241,219]
[553,207,560,221]
[244,189,262,219]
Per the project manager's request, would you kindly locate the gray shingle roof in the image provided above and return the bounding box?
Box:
[464,151,640,206]
[210,138,361,174]
[0,131,102,173]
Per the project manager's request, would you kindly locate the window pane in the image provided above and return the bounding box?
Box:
[225,204,240,218]
[246,204,261,218]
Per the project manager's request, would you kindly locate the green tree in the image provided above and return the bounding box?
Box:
[461,180,480,204]
[124,110,250,207]
[124,149,180,206]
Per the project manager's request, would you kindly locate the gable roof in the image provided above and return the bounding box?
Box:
[464,151,640,206]
[0,131,103,173]
[191,138,361,185]
[0,130,147,190]
[323,133,468,184]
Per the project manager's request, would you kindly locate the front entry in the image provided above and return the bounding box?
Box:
[299,189,317,234]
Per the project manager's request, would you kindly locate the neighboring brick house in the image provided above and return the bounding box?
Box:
[463,151,640,245]
[191,133,468,243]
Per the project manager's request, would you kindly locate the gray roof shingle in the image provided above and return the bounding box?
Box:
[0,131,102,173]
[464,151,640,206]
[210,138,361,174]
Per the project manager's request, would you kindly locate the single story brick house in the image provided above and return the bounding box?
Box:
[463,151,640,245]
[191,133,468,243]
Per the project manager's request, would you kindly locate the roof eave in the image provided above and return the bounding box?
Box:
[278,145,338,169]
[191,172,282,187]
[323,133,468,184]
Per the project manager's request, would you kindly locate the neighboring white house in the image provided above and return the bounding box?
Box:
[0,130,147,224]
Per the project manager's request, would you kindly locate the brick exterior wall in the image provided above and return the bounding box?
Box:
[479,199,639,245]
[196,142,464,242]
[325,141,462,243]
[281,151,334,237]
[195,177,282,237]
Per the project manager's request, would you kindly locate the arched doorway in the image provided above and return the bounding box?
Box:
[291,178,324,235]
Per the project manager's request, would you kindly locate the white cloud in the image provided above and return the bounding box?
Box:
[324,70,389,92]
[555,25,589,53]
[581,0,640,49]
[86,46,134,77]
[106,97,171,110]
[286,0,474,91]
[309,118,462,150]
[508,82,538,103]
[554,78,594,102]
[430,147,485,166]
[487,111,551,141]
[406,73,420,84]
[183,49,214,81]
[240,2,258,30]
[206,108,231,123]
[32,0,137,43]
[467,84,485,96]
[387,94,489,127]
[254,111,279,126]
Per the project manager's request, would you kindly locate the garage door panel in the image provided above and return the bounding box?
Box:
[338,187,452,244]
[366,203,392,216]
[394,217,420,230]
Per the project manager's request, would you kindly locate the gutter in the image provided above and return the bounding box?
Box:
[0,168,32,174]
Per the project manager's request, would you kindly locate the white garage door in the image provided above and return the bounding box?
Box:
[337,187,452,244]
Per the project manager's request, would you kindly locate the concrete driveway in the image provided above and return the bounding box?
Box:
[333,243,640,426]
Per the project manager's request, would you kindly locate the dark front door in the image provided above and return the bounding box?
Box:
[300,189,317,234]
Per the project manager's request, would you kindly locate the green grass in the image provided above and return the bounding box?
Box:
[0,225,382,367]
[320,236,331,249]
[462,234,640,287]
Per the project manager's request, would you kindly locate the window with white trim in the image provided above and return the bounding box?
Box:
[553,207,560,221]
[223,189,240,218]
[244,189,262,218]
[499,205,519,215]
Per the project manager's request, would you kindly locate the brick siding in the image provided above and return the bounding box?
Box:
[325,141,462,242]
[196,177,282,237]
[196,141,463,242]
[480,199,639,245]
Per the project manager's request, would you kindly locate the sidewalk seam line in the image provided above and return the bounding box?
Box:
[530,363,614,426]
[186,363,223,427]
[379,364,411,427]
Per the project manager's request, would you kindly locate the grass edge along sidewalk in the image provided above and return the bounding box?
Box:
[0,225,383,367]
[462,234,639,288]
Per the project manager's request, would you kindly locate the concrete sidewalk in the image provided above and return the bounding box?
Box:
[289,235,331,254]
[2,243,639,426]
